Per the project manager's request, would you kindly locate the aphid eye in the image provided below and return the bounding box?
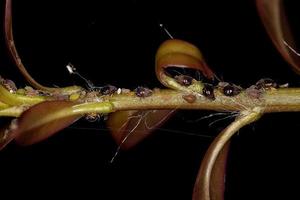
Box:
[255,78,278,89]
[174,75,193,86]
[100,85,117,95]
[134,87,153,98]
[202,83,215,100]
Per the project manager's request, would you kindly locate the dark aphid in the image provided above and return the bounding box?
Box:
[255,78,278,90]
[100,85,117,95]
[182,94,197,103]
[223,84,242,96]
[202,83,215,100]
[135,87,153,98]
[174,75,193,86]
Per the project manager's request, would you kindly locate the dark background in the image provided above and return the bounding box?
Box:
[1,0,300,199]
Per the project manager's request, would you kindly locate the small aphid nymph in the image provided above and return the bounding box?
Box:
[255,78,278,90]
[1,78,17,93]
[174,75,194,86]
[202,83,215,100]
[85,113,101,122]
[135,87,153,98]
[100,85,118,95]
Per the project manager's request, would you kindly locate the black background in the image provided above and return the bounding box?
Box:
[1,0,300,199]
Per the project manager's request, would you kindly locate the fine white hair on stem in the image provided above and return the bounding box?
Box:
[208,113,239,127]
[159,23,174,39]
[110,114,144,163]
[66,63,95,89]
[283,40,300,56]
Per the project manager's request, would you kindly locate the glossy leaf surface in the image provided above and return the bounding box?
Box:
[256,0,300,74]
[1,101,81,147]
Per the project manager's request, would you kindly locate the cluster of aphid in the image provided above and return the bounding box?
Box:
[171,71,281,102]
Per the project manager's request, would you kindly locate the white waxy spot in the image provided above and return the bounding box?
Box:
[117,88,122,94]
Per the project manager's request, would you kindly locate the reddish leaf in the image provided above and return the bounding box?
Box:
[209,142,230,200]
[107,110,175,149]
[155,39,215,87]
[256,0,300,74]
[0,101,82,147]
[192,141,230,200]
[0,120,19,150]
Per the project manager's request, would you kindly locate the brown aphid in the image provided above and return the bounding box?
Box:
[1,79,17,93]
[255,78,278,90]
[202,83,215,100]
[223,84,242,96]
[134,87,153,98]
[174,75,193,86]
[182,94,197,103]
[100,85,118,95]
[218,82,242,97]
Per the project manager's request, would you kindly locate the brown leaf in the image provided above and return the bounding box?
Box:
[256,0,300,74]
[210,142,230,200]
[107,110,175,149]
[0,101,82,147]
[155,39,215,87]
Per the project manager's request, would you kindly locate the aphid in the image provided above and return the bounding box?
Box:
[1,78,17,93]
[134,87,153,98]
[174,75,194,86]
[99,85,117,95]
[202,83,215,100]
[218,82,242,97]
[85,113,101,122]
[182,94,197,103]
[223,84,242,96]
[255,78,278,90]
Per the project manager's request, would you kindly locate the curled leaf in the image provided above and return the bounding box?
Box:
[193,108,262,200]
[107,110,175,149]
[155,39,215,88]
[256,0,300,74]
